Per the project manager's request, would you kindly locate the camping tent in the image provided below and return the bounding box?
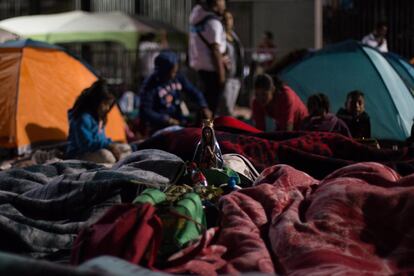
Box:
[0,28,19,43]
[384,52,414,98]
[280,40,414,140]
[0,39,126,154]
[0,11,156,50]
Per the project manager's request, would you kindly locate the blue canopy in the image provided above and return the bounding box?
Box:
[280,40,414,140]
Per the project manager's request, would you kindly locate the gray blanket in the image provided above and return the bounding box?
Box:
[0,149,184,261]
[0,251,168,276]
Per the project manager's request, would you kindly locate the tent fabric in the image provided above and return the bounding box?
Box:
[0,38,63,49]
[0,11,155,50]
[280,40,414,140]
[384,52,414,98]
[0,49,20,148]
[0,39,126,154]
[0,28,19,43]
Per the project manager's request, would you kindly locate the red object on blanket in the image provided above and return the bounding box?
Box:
[138,126,414,178]
[214,116,262,134]
[71,203,162,266]
[71,204,231,275]
[173,163,414,274]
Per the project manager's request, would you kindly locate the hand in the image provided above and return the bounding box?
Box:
[206,146,214,157]
[200,107,213,120]
[222,54,231,71]
[167,117,180,125]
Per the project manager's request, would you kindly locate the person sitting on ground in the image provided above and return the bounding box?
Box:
[301,93,351,137]
[252,74,308,131]
[139,50,212,134]
[66,79,131,164]
[337,90,371,139]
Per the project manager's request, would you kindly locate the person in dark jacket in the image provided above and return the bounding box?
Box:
[301,93,351,137]
[139,51,212,133]
[337,90,371,139]
[66,80,131,163]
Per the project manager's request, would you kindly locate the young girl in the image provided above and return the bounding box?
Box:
[66,80,130,163]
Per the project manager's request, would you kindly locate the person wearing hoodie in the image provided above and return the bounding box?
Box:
[189,0,227,115]
[139,51,212,134]
[66,80,131,163]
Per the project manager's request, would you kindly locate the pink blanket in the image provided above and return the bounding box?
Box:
[171,163,414,275]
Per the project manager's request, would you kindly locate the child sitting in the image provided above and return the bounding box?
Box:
[337,90,371,139]
[66,80,131,163]
[300,93,351,137]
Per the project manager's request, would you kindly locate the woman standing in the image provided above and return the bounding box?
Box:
[217,10,244,116]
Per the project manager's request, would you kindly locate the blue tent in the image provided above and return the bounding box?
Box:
[280,40,414,140]
[383,52,414,98]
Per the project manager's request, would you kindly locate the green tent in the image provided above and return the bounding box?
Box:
[0,11,187,51]
[280,40,414,140]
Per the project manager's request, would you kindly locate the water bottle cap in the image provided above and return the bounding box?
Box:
[228,176,237,188]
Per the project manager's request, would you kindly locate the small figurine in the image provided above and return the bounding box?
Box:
[193,119,223,169]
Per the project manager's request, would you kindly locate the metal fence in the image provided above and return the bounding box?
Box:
[63,44,277,108]
[324,0,414,59]
[138,0,194,32]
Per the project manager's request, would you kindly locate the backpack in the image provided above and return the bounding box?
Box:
[71,203,163,267]
[72,191,207,268]
[133,188,206,264]
[222,153,260,187]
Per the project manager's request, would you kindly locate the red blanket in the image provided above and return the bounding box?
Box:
[138,127,414,178]
[168,163,414,275]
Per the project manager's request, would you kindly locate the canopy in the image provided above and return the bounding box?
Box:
[280,40,414,140]
[0,11,156,50]
[0,39,126,154]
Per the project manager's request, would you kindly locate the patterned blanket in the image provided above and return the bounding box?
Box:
[0,149,184,261]
[138,128,414,178]
[163,162,414,275]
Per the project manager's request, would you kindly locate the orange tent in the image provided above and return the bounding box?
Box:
[0,39,126,154]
